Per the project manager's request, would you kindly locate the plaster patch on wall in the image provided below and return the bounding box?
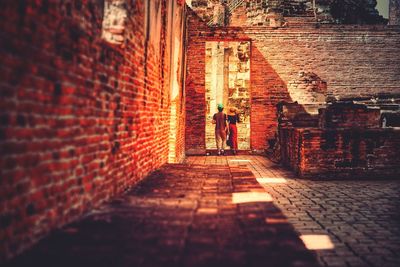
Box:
[102,0,128,45]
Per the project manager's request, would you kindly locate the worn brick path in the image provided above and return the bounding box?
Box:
[186,155,400,267]
[6,163,319,267]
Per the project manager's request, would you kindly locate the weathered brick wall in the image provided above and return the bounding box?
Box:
[185,18,207,154]
[280,127,400,178]
[167,1,187,163]
[185,11,400,153]
[0,0,186,262]
[229,4,248,26]
[390,0,400,25]
[278,102,400,178]
[319,103,381,129]
[328,0,387,24]
[278,126,303,172]
[190,0,388,26]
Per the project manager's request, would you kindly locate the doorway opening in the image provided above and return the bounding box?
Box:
[205,41,251,150]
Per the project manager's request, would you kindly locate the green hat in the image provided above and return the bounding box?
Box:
[217,103,224,109]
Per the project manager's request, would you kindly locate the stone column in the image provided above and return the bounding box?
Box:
[389,0,400,25]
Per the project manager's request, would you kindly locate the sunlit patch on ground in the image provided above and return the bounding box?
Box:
[7,162,321,266]
[257,177,287,184]
[185,155,400,266]
[229,159,252,162]
[300,235,335,250]
[232,192,273,204]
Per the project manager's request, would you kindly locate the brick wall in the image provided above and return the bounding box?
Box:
[278,102,400,178]
[280,127,400,178]
[167,1,187,163]
[0,0,186,262]
[190,0,389,26]
[318,102,381,129]
[390,0,400,25]
[185,11,400,153]
[185,22,207,154]
[229,4,248,26]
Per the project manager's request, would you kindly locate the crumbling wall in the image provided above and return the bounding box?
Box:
[189,0,218,22]
[329,0,387,24]
[229,3,248,26]
[185,9,400,153]
[0,0,186,262]
[390,0,400,25]
[288,71,327,106]
[190,0,388,26]
[278,102,400,178]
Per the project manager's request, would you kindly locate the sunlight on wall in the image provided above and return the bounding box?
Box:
[168,100,178,163]
[232,192,273,204]
[197,208,218,214]
[300,235,335,250]
[168,2,185,163]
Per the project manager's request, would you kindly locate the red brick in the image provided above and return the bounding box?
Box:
[185,10,400,153]
[0,0,187,262]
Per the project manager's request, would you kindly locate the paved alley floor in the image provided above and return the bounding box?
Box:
[186,155,400,267]
[6,161,319,267]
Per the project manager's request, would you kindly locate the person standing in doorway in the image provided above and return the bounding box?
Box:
[227,107,240,155]
[212,103,228,155]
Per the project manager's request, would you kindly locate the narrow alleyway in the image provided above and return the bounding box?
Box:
[2,0,400,265]
[6,157,319,267]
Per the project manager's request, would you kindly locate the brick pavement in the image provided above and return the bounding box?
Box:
[186,155,400,267]
[6,163,319,267]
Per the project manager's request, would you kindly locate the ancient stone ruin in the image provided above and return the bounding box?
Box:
[0,0,400,265]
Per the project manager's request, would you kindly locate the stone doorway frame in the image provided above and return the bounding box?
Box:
[204,39,253,153]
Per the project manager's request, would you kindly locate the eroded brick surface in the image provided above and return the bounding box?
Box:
[0,0,186,260]
[185,11,400,153]
[277,102,400,178]
[187,155,400,267]
[5,163,319,267]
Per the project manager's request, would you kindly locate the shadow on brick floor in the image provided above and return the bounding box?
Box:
[6,164,320,267]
